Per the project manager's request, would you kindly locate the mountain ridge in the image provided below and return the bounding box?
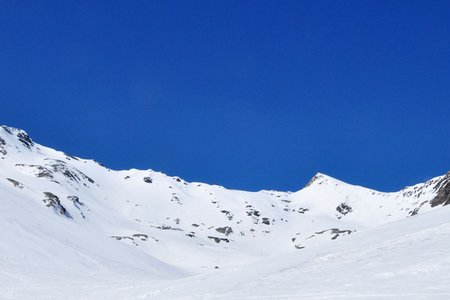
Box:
[1,124,450,299]
[2,124,443,194]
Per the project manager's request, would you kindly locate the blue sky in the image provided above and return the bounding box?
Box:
[1,1,449,192]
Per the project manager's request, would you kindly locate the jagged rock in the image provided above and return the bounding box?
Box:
[1,125,13,135]
[409,207,420,216]
[430,173,450,207]
[132,234,149,241]
[220,210,233,220]
[16,131,34,148]
[152,224,183,231]
[336,203,353,216]
[0,137,6,155]
[409,201,428,216]
[216,226,233,236]
[305,173,323,187]
[14,164,54,179]
[315,228,353,240]
[6,178,24,189]
[208,236,230,243]
[170,195,182,205]
[67,195,85,207]
[261,217,270,225]
[246,205,261,224]
[143,177,152,183]
[112,234,158,243]
[15,161,94,185]
[49,160,95,184]
[42,192,71,218]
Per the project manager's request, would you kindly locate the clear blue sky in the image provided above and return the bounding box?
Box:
[1,1,449,192]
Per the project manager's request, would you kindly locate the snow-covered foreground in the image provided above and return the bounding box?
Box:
[3,205,450,299]
[1,125,449,299]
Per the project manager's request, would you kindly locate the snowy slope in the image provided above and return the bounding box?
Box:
[120,205,450,300]
[0,125,449,299]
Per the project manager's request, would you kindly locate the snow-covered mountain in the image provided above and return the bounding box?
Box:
[1,125,449,299]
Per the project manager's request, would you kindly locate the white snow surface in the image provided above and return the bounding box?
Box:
[0,125,449,299]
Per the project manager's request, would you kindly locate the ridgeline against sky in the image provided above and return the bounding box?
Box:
[1,1,449,192]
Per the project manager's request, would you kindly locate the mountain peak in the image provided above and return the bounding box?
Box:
[304,172,344,188]
[0,125,34,149]
[1,125,26,135]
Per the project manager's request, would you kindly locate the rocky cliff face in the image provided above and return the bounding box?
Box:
[430,172,450,207]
